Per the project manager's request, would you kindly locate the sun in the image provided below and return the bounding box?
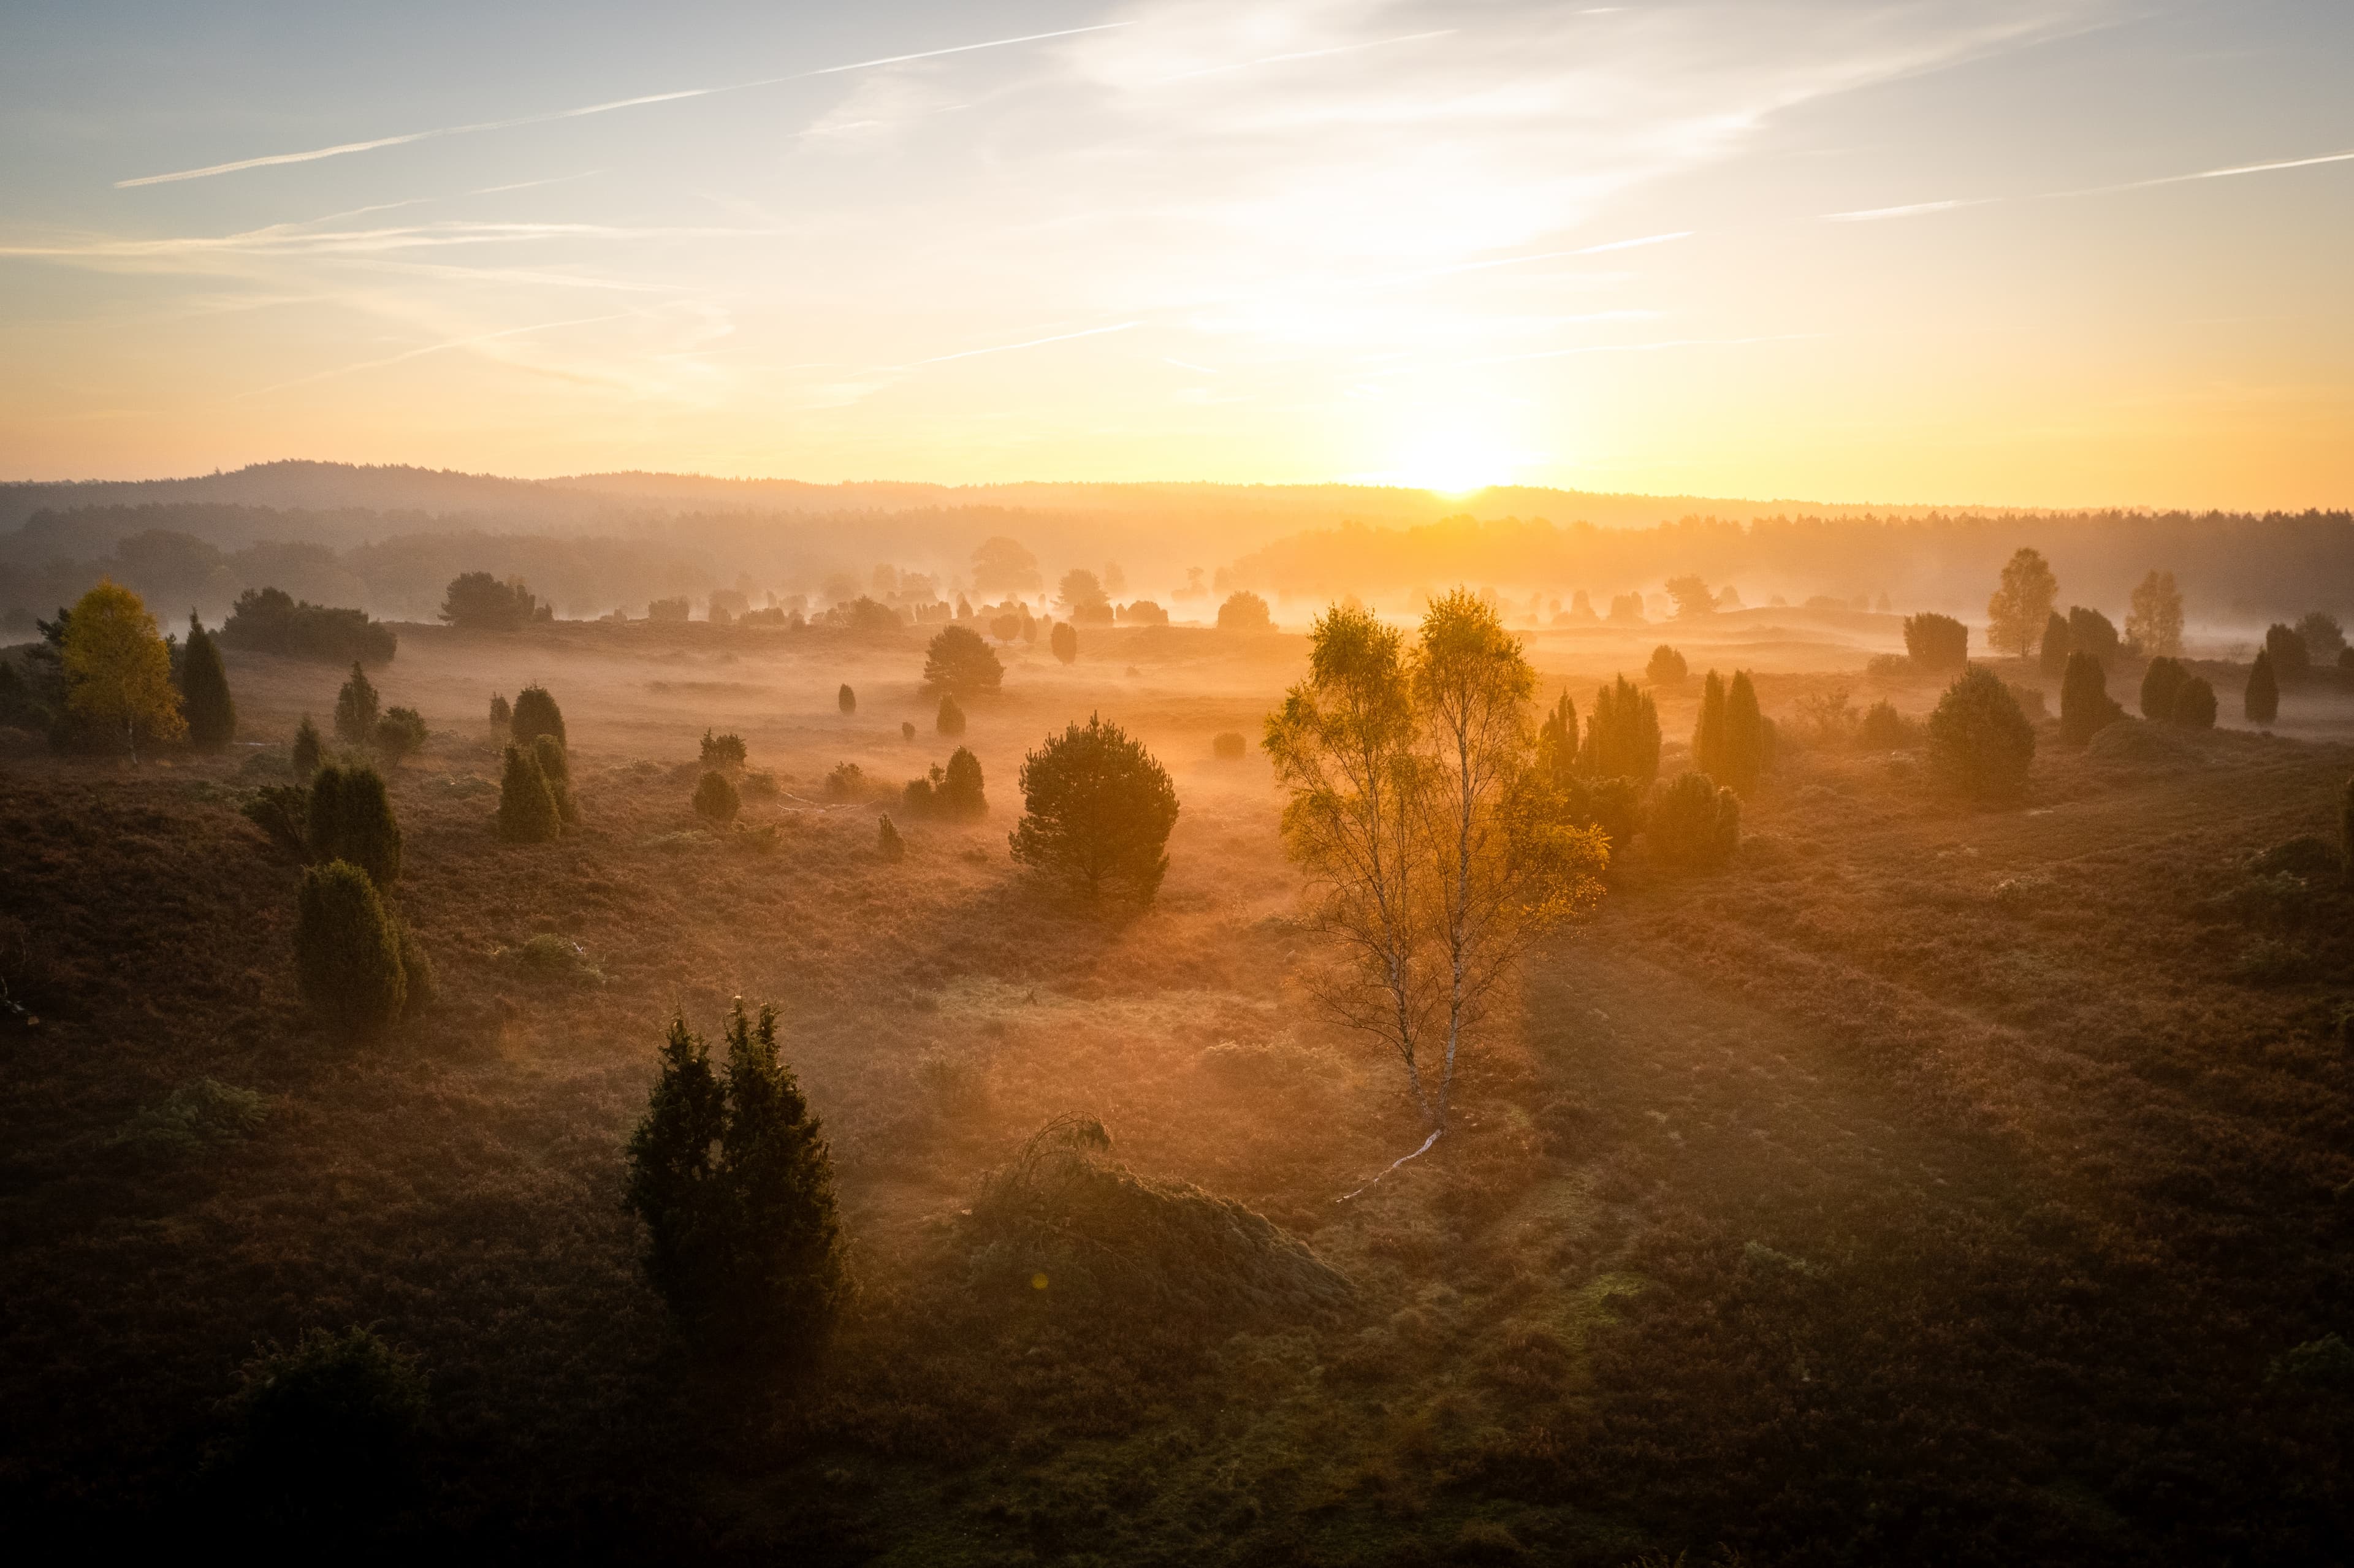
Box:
[1393,427,1516,495]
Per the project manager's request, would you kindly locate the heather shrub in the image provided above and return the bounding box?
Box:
[179,612,237,749]
[214,1326,429,1532]
[693,769,740,824]
[509,683,566,748]
[1212,731,1247,760]
[110,1077,267,1161]
[624,1002,848,1366]
[922,623,1004,696]
[1011,713,1179,902]
[332,661,379,745]
[241,783,311,859]
[937,694,967,737]
[292,714,322,775]
[837,682,856,714]
[2140,657,2188,721]
[532,734,577,825]
[1647,645,1688,686]
[824,761,868,801]
[1927,666,2036,802]
[1050,622,1078,665]
[700,729,747,772]
[489,692,510,729]
[1902,612,1968,671]
[305,764,401,888]
[295,861,406,1032]
[2060,652,2125,744]
[2173,675,2218,729]
[373,706,426,765]
[1649,772,1740,870]
[1859,699,1914,749]
[878,815,905,861]
[496,742,562,842]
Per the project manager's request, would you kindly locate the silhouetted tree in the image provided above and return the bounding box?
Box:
[215,1325,428,1532]
[936,694,966,737]
[2296,611,2346,664]
[971,536,1042,598]
[221,585,397,665]
[179,612,236,749]
[296,861,406,1032]
[496,742,562,842]
[1691,670,1728,777]
[2067,606,2120,669]
[2173,674,2218,729]
[2127,570,2184,657]
[1650,772,1739,869]
[1057,568,1111,621]
[509,683,565,748]
[922,623,1004,697]
[2264,623,2310,684]
[333,661,379,746]
[438,571,542,630]
[1647,644,1689,686]
[1724,671,1765,795]
[939,746,986,818]
[1213,730,1247,760]
[292,715,323,775]
[1535,691,1577,785]
[2245,649,2279,723]
[837,682,856,715]
[1050,622,1077,665]
[1579,676,1661,784]
[623,1001,848,1366]
[2060,652,2124,744]
[700,729,747,772]
[1217,591,1273,633]
[306,764,402,888]
[373,706,425,765]
[693,769,739,824]
[2140,657,2187,721]
[1011,713,1178,902]
[1927,667,2035,801]
[1664,576,1715,619]
[1987,548,2059,659]
[877,815,905,861]
[2038,611,2073,677]
[533,734,577,824]
[1902,612,1968,671]
[489,693,511,729]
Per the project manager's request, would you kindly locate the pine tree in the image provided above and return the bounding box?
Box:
[1535,691,1577,787]
[497,742,562,842]
[1010,714,1178,901]
[179,612,237,749]
[1724,671,1764,795]
[940,745,986,819]
[509,683,566,748]
[306,763,402,888]
[1691,670,1727,778]
[292,715,323,775]
[533,733,578,824]
[2245,649,2279,725]
[333,661,379,745]
[624,1003,848,1364]
[489,693,511,729]
[296,861,407,1033]
[1579,676,1662,784]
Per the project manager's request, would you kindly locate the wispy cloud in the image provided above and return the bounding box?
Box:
[113,23,1131,187]
[1,220,782,264]
[239,312,634,397]
[1824,145,2354,221]
[1159,29,1455,83]
[887,322,1141,370]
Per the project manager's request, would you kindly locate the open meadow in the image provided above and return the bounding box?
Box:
[4,609,2351,1563]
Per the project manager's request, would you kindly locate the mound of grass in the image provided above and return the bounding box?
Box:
[110,1078,267,1160]
[957,1118,1353,1326]
[506,934,606,985]
[2087,717,2198,772]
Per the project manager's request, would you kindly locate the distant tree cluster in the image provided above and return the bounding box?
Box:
[904,747,986,820]
[438,571,548,631]
[2139,658,2217,729]
[221,585,397,664]
[1689,669,1769,796]
[1217,591,1273,633]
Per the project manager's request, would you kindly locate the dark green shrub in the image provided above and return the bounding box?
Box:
[940,746,986,818]
[1561,774,1644,850]
[1724,670,1764,794]
[1927,666,2036,801]
[2173,674,2217,729]
[1647,645,1688,685]
[1217,591,1272,632]
[2038,611,2071,676]
[216,1326,428,1530]
[242,784,311,859]
[179,612,237,749]
[291,714,322,775]
[2060,652,2124,744]
[1213,730,1247,759]
[2066,606,2119,667]
[837,682,856,714]
[110,1077,267,1161]
[2140,656,2188,720]
[220,586,397,666]
[1050,622,1078,665]
[332,661,379,745]
[305,764,401,888]
[2264,622,2310,682]
[824,761,867,801]
[693,769,740,824]
[902,773,935,816]
[699,729,747,771]
[1902,612,1968,670]
[1691,670,1727,776]
[2245,649,2279,723]
[489,692,510,729]
[1859,699,1914,749]
[1649,772,1739,869]
[531,733,577,824]
[878,815,905,861]
[438,570,542,630]
[295,861,406,1032]
[1010,714,1178,902]
[496,742,562,842]
[373,706,427,765]
[623,1002,848,1366]
[937,694,966,737]
[1579,676,1661,783]
[923,623,1004,696]
[509,683,565,748]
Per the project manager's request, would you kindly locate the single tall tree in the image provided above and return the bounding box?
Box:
[179,612,237,749]
[1987,548,2059,660]
[2060,652,2122,744]
[1010,714,1178,901]
[333,661,379,746]
[62,580,185,759]
[307,763,402,887]
[1579,676,1661,784]
[2126,570,2184,657]
[2038,611,2073,677]
[1534,691,1578,787]
[1724,671,1765,795]
[921,623,1004,697]
[1691,670,1728,778]
[2245,649,2279,724]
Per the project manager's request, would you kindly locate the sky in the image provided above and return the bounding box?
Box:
[1,0,2349,508]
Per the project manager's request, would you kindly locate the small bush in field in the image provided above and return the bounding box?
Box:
[242,784,310,859]
[1859,699,1914,750]
[878,815,905,861]
[305,764,401,888]
[741,769,780,797]
[1902,612,1969,671]
[489,693,510,729]
[2060,652,2124,744]
[110,1077,267,1160]
[1647,645,1688,686]
[1011,714,1179,902]
[496,742,562,842]
[532,733,578,825]
[1213,731,1247,760]
[1648,772,1739,870]
[2245,649,2279,723]
[901,720,916,741]
[824,761,867,802]
[291,715,324,775]
[2141,657,2187,721]
[624,1002,848,1366]
[295,861,406,1032]
[837,683,856,715]
[373,706,427,764]
[1927,667,2035,802]
[2173,675,2218,729]
[940,747,986,818]
[937,694,966,737]
[332,661,379,745]
[700,729,747,772]
[216,1326,428,1527]
[1050,621,1078,665]
[509,683,566,748]
[693,769,740,824]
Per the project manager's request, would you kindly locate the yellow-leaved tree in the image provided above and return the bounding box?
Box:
[64,580,185,759]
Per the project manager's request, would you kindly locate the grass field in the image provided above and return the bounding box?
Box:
[4,612,2350,1562]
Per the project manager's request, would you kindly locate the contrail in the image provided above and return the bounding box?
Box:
[893,321,1139,368]
[1823,146,2354,223]
[116,23,1129,188]
[1162,30,1456,83]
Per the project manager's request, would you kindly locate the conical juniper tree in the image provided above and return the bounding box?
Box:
[1691,670,1728,780]
[180,612,237,749]
[295,861,406,1034]
[305,763,402,888]
[496,742,562,842]
[509,683,566,748]
[333,661,379,746]
[2245,649,2279,725]
[1724,671,1765,796]
[623,1002,848,1366]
